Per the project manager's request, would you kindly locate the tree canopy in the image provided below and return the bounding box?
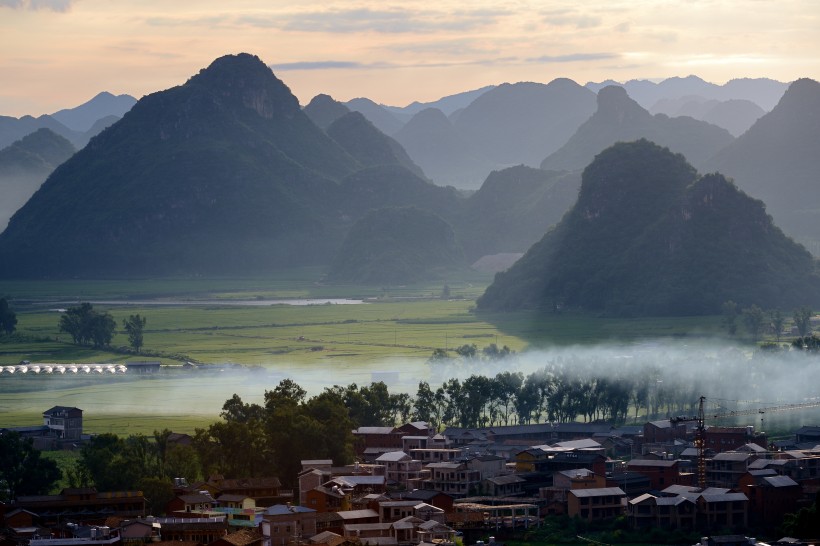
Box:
[0,431,61,502]
[59,303,116,347]
[123,314,147,352]
[0,297,16,335]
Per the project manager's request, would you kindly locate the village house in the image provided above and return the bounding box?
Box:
[167,493,216,515]
[566,488,627,521]
[419,462,479,498]
[391,490,454,513]
[192,477,292,508]
[657,485,749,530]
[408,448,462,464]
[515,448,607,476]
[353,422,432,460]
[626,459,693,490]
[605,471,653,497]
[484,474,526,497]
[262,505,317,546]
[375,452,423,489]
[738,472,801,527]
[314,509,379,537]
[703,427,766,453]
[119,519,162,544]
[155,516,228,544]
[12,488,147,525]
[627,493,696,529]
[706,452,756,488]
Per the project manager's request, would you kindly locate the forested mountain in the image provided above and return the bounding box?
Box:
[479,139,820,316]
[327,206,467,284]
[703,78,820,254]
[337,165,461,223]
[541,85,735,172]
[0,53,364,277]
[326,112,427,179]
[0,128,75,232]
[455,165,580,261]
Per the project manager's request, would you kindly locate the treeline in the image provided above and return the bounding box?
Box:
[417,346,693,430]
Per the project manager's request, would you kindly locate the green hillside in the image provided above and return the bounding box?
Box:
[328,206,468,284]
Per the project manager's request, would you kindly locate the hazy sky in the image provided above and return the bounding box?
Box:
[2,0,819,117]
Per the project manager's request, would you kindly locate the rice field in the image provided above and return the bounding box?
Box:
[0,272,727,434]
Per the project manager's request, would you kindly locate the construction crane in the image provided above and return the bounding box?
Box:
[670,395,820,489]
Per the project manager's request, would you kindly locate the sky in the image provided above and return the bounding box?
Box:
[1,0,819,117]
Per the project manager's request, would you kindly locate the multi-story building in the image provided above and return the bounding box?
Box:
[706,452,755,488]
[567,488,627,521]
[627,493,696,529]
[421,462,482,498]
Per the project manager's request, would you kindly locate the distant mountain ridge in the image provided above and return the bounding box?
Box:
[650,96,765,137]
[0,128,75,232]
[703,78,820,254]
[0,92,135,150]
[585,75,788,111]
[541,85,735,172]
[392,80,597,188]
[51,91,137,132]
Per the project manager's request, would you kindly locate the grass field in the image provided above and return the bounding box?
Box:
[0,271,740,434]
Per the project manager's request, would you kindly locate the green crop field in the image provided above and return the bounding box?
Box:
[0,271,731,434]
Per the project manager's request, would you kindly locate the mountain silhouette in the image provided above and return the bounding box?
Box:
[704,78,820,254]
[0,53,364,277]
[480,139,820,315]
[541,85,734,171]
[0,128,75,232]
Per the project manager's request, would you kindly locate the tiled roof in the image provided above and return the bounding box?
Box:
[336,509,378,520]
[763,475,799,488]
[376,451,410,462]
